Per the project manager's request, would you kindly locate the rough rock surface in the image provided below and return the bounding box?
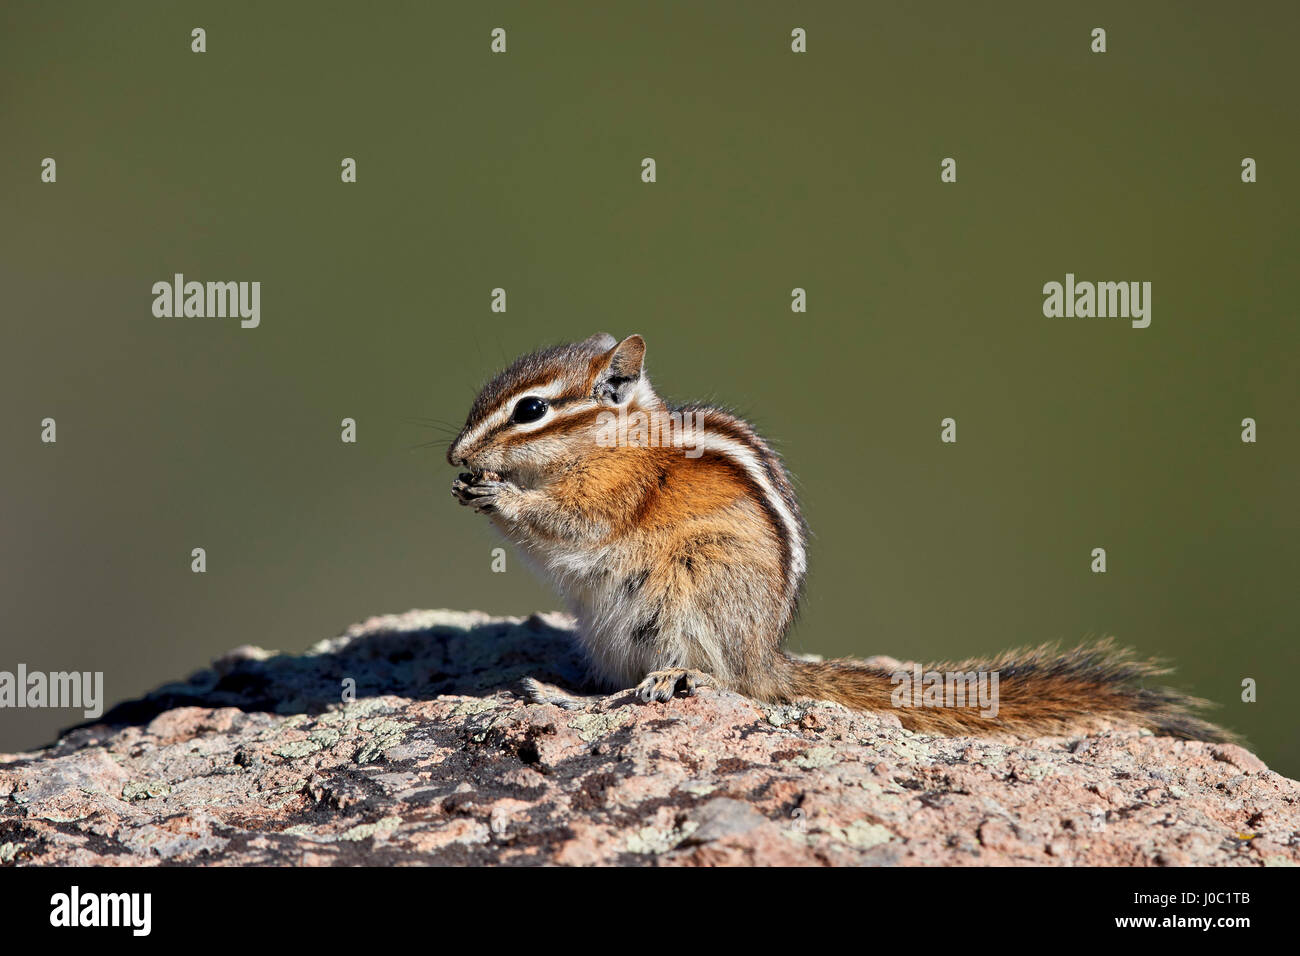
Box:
[1,610,1296,866]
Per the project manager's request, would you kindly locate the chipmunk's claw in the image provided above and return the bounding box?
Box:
[636,668,711,703]
[451,474,511,513]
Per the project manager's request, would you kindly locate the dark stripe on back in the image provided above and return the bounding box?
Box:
[686,407,805,540]
[695,450,792,598]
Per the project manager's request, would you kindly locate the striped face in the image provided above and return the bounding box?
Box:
[447,333,648,487]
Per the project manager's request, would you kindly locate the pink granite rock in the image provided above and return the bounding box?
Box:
[1,610,1295,866]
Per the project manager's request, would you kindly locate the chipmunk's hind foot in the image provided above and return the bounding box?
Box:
[636,668,712,703]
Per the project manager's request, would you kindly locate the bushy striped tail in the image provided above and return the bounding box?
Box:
[781,638,1234,742]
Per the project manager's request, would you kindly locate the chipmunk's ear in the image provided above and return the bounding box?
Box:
[581,332,618,351]
[595,334,645,405]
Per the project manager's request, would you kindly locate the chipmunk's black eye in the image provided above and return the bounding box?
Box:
[511,396,549,424]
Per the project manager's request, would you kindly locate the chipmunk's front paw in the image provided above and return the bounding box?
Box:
[451,472,518,515]
[636,668,712,703]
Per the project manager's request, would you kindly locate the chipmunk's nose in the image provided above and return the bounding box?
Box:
[447,433,474,467]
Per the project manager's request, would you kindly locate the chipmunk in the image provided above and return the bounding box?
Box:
[448,333,1230,741]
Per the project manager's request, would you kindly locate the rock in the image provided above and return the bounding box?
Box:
[0,609,1296,866]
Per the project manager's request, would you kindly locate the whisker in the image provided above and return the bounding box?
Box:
[401,420,459,436]
[409,437,454,451]
[401,415,459,428]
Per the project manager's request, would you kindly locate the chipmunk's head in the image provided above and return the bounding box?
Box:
[448,333,655,487]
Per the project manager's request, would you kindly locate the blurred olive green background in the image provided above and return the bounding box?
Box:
[2,1,1296,775]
